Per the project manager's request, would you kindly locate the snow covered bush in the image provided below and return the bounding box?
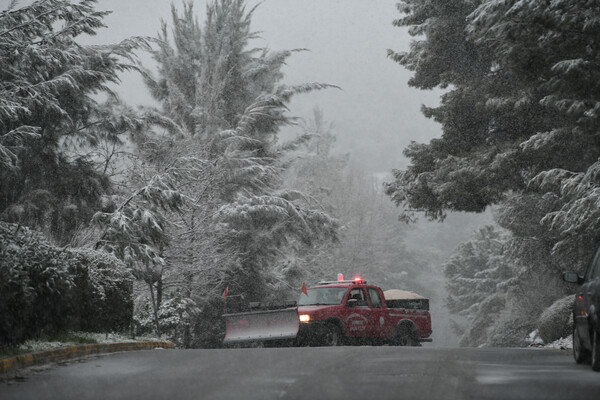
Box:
[0,222,133,346]
[0,222,74,345]
[537,295,573,344]
[60,248,133,333]
[134,289,201,347]
[487,309,534,348]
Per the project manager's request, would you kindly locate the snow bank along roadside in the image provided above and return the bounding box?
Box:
[526,330,573,350]
[0,340,174,375]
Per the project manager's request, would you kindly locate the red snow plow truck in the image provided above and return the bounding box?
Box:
[223,276,432,346]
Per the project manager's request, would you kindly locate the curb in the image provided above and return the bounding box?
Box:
[0,341,174,374]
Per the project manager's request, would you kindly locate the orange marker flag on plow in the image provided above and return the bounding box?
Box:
[223,286,229,301]
[301,282,308,296]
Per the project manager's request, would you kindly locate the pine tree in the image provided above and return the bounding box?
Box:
[444,225,513,346]
[0,0,150,244]
[386,0,600,220]
[386,0,600,343]
[113,0,339,341]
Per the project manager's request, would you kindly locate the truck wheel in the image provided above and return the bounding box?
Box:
[394,325,419,347]
[394,334,418,347]
[323,323,342,346]
[573,324,591,364]
[592,330,600,372]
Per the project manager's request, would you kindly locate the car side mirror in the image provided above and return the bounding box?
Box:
[563,271,583,284]
[346,298,358,308]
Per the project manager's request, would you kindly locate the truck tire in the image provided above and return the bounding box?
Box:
[394,324,419,347]
[323,323,342,346]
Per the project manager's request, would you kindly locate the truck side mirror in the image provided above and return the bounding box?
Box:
[563,271,583,284]
[285,300,297,307]
[346,298,358,308]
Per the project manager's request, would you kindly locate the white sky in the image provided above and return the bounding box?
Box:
[3,0,443,173]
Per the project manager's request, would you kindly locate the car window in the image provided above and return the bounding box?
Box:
[298,287,348,306]
[367,288,382,308]
[347,288,367,307]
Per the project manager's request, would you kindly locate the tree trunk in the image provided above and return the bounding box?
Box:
[149,282,161,337]
[130,280,136,339]
[184,325,191,348]
[157,276,163,311]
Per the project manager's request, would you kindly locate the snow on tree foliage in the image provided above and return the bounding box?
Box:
[388,0,600,344]
[444,226,511,346]
[387,0,600,216]
[530,161,600,262]
[0,0,207,343]
[93,172,186,271]
[0,0,153,245]
[134,288,201,343]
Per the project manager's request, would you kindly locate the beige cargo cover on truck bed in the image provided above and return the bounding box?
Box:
[383,289,427,300]
[384,289,429,311]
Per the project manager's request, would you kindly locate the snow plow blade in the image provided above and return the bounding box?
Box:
[223,307,299,345]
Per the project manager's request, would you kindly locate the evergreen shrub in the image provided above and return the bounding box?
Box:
[537,295,573,343]
[0,222,133,346]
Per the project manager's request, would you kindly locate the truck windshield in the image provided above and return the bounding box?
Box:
[298,287,347,306]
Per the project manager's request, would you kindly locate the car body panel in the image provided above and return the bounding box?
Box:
[567,246,600,367]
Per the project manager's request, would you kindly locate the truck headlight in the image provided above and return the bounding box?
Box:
[299,314,313,323]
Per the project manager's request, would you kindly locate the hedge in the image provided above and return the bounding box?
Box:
[0,222,133,346]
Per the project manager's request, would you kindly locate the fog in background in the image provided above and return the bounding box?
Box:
[3,0,496,346]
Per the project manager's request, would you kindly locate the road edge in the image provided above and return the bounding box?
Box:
[0,341,174,375]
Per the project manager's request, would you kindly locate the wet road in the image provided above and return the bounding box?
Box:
[1,346,599,400]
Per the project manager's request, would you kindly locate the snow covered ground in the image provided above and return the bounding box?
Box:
[13,329,573,354]
[16,332,163,353]
[526,329,572,350]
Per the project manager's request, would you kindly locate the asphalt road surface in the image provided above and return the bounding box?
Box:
[2,346,599,400]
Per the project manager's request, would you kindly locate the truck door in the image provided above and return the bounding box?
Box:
[342,287,373,337]
[366,287,389,338]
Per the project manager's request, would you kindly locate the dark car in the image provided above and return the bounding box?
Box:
[563,247,600,371]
